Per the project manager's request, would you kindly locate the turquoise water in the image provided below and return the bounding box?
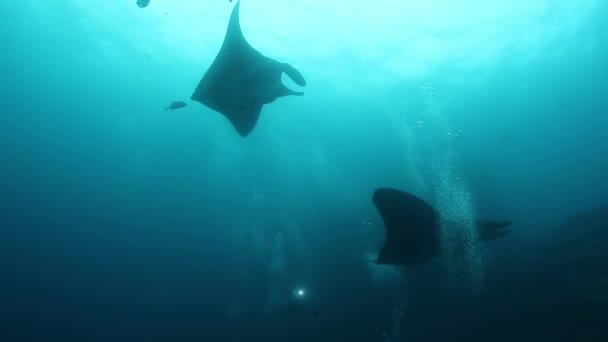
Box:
[1,1,607,341]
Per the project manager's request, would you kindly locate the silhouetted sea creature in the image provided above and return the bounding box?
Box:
[191,1,306,137]
[136,0,150,8]
[165,101,187,111]
[372,188,511,265]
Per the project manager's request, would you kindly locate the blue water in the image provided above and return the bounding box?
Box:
[1,1,607,341]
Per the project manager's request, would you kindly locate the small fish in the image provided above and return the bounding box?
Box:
[165,101,187,111]
[136,0,150,8]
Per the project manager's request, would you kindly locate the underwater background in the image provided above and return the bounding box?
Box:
[1,0,607,341]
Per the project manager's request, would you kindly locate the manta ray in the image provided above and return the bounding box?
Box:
[372,188,512,266]
[191,1,306,137]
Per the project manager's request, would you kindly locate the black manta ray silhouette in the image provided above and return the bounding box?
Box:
[372,188,512,266]
[191,1,306,137]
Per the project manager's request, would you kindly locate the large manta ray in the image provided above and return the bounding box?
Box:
[191,1,306,137]
[372,188,512,266]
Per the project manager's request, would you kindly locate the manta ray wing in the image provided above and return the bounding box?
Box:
[372,188,441,265]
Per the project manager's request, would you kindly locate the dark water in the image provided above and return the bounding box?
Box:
[1,1,607,341]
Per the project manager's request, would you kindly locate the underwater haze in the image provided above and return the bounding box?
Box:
[1,0,607,341]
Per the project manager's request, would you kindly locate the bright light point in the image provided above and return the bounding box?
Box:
[293,287,306,299]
